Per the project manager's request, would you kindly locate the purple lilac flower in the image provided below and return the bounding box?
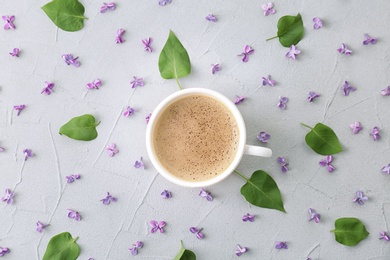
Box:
[257,132,270,143]
[211,63,220,74]
[1,189,14,204]
[286,45,300,60]
[23,149,33,161]
[277,157,289,173]
[100,2,116,13]
[238,45,254,62]
[159,0,171,6]
[2,15,15,30]
[308,208,320,223]
[67,209,81,221]
[319,155,335,172]
[199,188,213,201]
[14,105,26,116]
[62,54,80,67]
[235,245,248,256]
[142,37,153,52]
[337,43,352,56]
[380,231,390,241]
[0,247,10,257]
[340,81,356,96]
[130,76,144,88]
[277,96,288,110]
[106,143,119,157]
[242,213,255,222]
[275,241,288,250]
[363,34,377,45]
[190,227,204,239]
[353,191,368,205]
[0,147,4,152]
[161,190,172,199]
[382,164,390,175]
[41,81,55,95]
[308,91,320,102]
[134,157,145,169]
[350,122,362,134]
[146,113,152,124]
[313,17,323,29]
[150,220,166,233]
[261,3,276,16]
[36,221,49,233]
[100,192,118,205]
[128,241,143,255]
[115,29,125,44]
[262,75,275,87]
[234,95,245,105]
[370,127,380,141]
[9,48,19,57]
[86,79,102,90]
[381,86,390,96]
[206,14,217,22]
[123,106,136,117]
[66,174,80,183]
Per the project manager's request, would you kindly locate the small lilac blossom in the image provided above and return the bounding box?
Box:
[277,157,289,173]
[363,34,377,45]
[211,63,220,74]
[106,143,119,157]
[277,96,288,110]
[62,54,80,67]
[142,37,153,52]
[199,188,213,201]
[1,189,14,204]
[206,14,217,22]
[238,45,254,62]
[337,43,352,56]
[86,79,102,90]
[66,174,80,183]
[190,227,204,239]
[2,15,15,30]
[41,81,55,95]
[23,149,33,161]
[159,0,171,6]
[275,241,288,250]
[115,29,125,44]
[100,192,118,205]
[146,113,152,124]
[286,45,300,60]
[382,164,390,175]
[242,213,255,222]
[380,231,390,241]
[0,147,4,152]
[350,122,362,134]
[340,81,356,96]
[123,106,136,117]
[128,241,143,255]
[9,48,20,57]
[313,17,323,29]
[262,75,275,87]
[319,155,335,172]
[370,127,380,141]
[353,191,368,205]
[134,157,145,169]
[261,3,276,16]
[381,86,390,96]
[14,105,26,116]
[0,247,10,257]
[130,76,144,88]
[235,245,248,256]
[36,221,49,233]
[67,209,81,221]
[161,190,172,199]
[234,95,245,105]
[150,220,166,233]
[257,131,270,143]
[308,91,320,102]
[100,2,116,13]
[308,208,321,223]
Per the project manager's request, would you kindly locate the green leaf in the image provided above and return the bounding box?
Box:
[173,241,196,260]
[331,218,369,246]
[266,13,304,47]
[302,123,343,155]
[43,232,80,260]
[42,0,87,32]
[158,30,191,89]
[239,170,286,213]
[59,114,100,141]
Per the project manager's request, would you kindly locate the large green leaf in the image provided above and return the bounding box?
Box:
[59,114,100,141]
[302,123,343,155]
[43,232,80,260]
[173,241,196,260]
[331,218,369,246]
[266,13,304,47]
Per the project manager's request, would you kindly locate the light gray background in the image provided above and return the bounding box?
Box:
[1,0,390,259]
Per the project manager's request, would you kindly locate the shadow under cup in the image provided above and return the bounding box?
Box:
[146,88,247,188]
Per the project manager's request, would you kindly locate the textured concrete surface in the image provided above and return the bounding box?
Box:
[1,0,390,259]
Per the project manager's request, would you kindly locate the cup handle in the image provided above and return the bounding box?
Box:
[244,144,272,157]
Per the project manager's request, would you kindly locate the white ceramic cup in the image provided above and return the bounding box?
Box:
[146,88,272,187]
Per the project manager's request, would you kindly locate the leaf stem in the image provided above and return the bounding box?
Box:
[95,121,101,127]
[266,35,278,41]
[175,76,183,90]
[300,123,313,129]
[234,170,249,182]
[73,236,79,242]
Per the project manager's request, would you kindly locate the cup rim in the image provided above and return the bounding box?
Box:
[146,88,246,187]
